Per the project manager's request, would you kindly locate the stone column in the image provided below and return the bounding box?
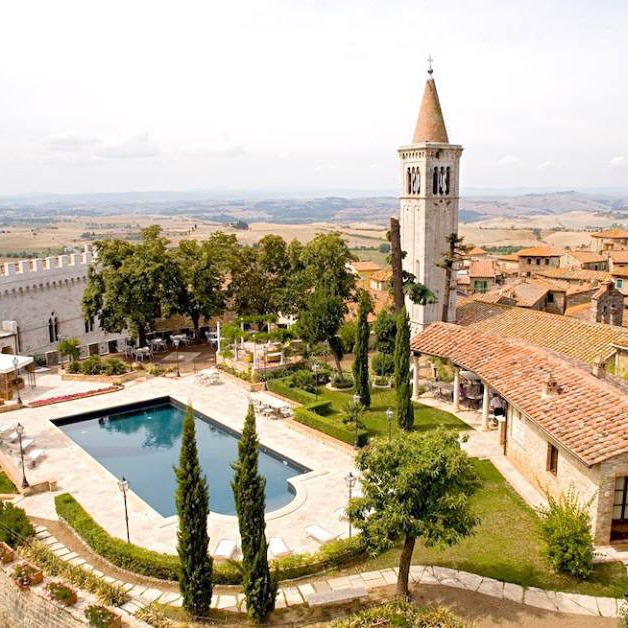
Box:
[453,367,460,411]
[412,353,420,400]
[481,382,491,431]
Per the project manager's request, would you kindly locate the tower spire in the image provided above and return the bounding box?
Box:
[412,59,448,144]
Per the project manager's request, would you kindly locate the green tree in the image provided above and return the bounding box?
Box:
[349,431,479,598]
[58,337,81,365]
[232,405,277,622]
[352,290,372,407]
[169,240,226,340]
[394,308,413,431]
[175,405,213,617]
[373,308,397,355]
[296,288,346,376]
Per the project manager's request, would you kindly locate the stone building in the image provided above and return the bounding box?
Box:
[590,281,624,326]
[591,229,628,253]
[399,66,462,331]
[411,322,628,544]
[517,246,563,276]
[0,249,124,359]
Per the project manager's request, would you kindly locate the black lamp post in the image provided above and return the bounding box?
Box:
[12,356,22,405]
[16,423,29,488]
[386,407,393,441]
[344,471,357,538]
[263,346,268,390]
[117,476,130,543]
[173,338,180,377]
[352,392,360,450]
[312,363,319,400]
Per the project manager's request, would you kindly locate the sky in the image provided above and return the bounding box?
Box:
[0,0,627,196]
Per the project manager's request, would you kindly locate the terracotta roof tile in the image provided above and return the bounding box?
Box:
[534,268,612,282]
[412,76,449,143]
[611,251,628,264]
[565,250,607,264]
[410,322,628,466]
[517,246,565,257]
[350,261,382,272]
[467,246,487,256]
[591,229,628,239]
[468,260,500,278]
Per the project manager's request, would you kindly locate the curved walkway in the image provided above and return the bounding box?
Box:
[31,525,622,619]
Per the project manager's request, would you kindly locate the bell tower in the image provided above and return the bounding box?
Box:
[398,61,463,331]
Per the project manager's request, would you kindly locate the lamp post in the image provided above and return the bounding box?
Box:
[15,423,29,488]
[12,356,22,405]
[344,471,357,538]
[173,338,180,377]
[312,363,320,399]
[352,392,360,450]
[386,407,393,441]
[117,476,130,543]
[263,345,268,390]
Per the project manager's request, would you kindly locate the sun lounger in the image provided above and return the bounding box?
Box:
[305,525,337,544]
[213,539,237,560]
[0,422,13,435]
[8,438,34,451]
[268,537,292,558]
[335,507,347,521]
[26,449,46,468]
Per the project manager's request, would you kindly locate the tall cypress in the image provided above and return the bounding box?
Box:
[352,289,372,407]
[175,405,213,617]
[394,307,414,430]
[232,404,277,622]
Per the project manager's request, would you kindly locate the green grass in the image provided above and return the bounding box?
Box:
[0,472,17,494]
[336,460,628,598]
[350,248,388,266]
[314,385,469,438]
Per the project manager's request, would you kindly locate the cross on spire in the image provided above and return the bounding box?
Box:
[427,54,433,75]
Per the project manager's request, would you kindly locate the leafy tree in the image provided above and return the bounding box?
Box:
[352,290,372,407]
[373,309,397,355]
[378,242,391,254]
[232,405,277,621]
[0,502,34,548]
[349,430,480,598]
[175,405,213,617]
[296,288,346,376]
[58,337,81,365]
[168,240,225,340]
[394,308,414,431]
[437,233,470,322]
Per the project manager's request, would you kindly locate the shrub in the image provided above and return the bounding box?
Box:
[331,373,353,389]
[11,562,42,589]
[33,354,47,367]
[84,605,121,628]
[267,378,317,406]
[0,502,34,548]
[66,361,81,374]
[58,337,81,364]
[310,360,332,384]
[80,355,104,375]
[373,375,391,387]
[287,369,316,393]
[339,321,358,354]
[538,487,594,579]
[372,352,394,376]
[102,358,127,376]
[45,581,78,606]
[304,400,333,416]
[294,407,368,447]
[373,308,397,355]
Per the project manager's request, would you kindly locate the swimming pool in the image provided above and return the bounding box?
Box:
[55,398,308,517]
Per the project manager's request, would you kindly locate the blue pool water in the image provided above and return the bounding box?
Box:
[56,400,307,517]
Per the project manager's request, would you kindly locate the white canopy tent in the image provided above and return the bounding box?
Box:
[0,354,33,374]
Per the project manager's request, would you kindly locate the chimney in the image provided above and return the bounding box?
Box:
[591,355,606,379]
[541,372,561,399]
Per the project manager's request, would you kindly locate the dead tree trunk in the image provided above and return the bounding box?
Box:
[390,217,405,313]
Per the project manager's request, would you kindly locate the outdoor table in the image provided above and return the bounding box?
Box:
[172,334,189,345]
[149,338,167,351]
[134,347,153,361]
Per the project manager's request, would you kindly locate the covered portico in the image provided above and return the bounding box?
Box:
[0,354,35,402]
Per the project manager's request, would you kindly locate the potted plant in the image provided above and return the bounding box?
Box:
[46,581,78,606]
[84,604,123,628]
[11,562,43,590]
[0,541,15,564]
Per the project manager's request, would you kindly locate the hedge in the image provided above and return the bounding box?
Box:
[294,407,368,447]
[267,378,317,405]
[304,399,333,416]
[55,493,365,584]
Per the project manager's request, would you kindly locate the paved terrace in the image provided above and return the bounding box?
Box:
[2,372,356,556]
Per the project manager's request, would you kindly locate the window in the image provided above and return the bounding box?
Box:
[474,280,488,293]
[546,443,558,475]
[47,312,59,343]
[535,258,541,265]
[544,258,550,265]
[84,316,95,333]
[547,292,554,304]
[527,258,532,265]
[613,477,628,521]
[617,279,624,289]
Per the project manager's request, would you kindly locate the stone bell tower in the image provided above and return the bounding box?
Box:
[399,62,463,332]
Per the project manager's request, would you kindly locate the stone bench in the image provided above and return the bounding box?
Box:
[306,586,368,607]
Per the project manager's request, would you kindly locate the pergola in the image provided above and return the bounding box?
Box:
[0,354,34,401]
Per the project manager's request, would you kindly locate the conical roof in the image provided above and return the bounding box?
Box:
[412,75,449,144]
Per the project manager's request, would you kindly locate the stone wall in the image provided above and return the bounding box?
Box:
[0,567,84,628]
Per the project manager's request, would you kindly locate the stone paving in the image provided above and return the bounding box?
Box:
[30,524,623,618]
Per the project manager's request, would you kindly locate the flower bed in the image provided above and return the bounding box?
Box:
[12,562,43,589]
[84,604,122,628]
[28,386,122,408]
[46,581,78,606]
[0,541,15,564]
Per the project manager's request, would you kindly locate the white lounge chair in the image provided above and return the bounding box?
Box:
[268,537,292,558]
[26,449,46,468]
[213,539,237,560]
[0,422,13,436]
[335,507,347,521]
[7,437,34,451]
[305,525,337,544]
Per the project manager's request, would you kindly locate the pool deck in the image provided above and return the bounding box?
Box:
[2,372,356,556]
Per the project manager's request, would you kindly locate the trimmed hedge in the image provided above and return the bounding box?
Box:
[294,408,368,447]
[267,378,317,405]
[305,400,333,416]
[55,493,365,584]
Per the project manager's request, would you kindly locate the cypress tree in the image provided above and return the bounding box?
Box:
[232,404,277,622]
[352,289,372,407]
[175,405,213,617]
[394,307,414,430]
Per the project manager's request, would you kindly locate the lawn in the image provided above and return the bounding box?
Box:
[0,471,17,494]
[336,459,628,598]
[314,385,469,438]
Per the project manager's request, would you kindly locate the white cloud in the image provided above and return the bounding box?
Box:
[496,155,521,166]
[610,155,628,168]
[45,132,159,160]
[538,159,554,170]
[178,141,245,158]
[46,134,103,152]
[98,133,159,160]
[314,164,339,172]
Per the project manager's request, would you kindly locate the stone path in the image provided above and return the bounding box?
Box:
[31,525,623,619]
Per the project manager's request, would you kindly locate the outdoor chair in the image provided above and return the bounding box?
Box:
[268,537,292,558]
[305,525,337,544]
[213,539,238,561]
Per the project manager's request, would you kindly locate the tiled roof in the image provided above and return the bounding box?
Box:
[412,76,448,143]
[534,267,612,282]
[456,298,628,364]
[611,251,628,264]
[468,260,499,278]
[517,246,564,258]
[564,302,592,321]
[350,261,382,272]
[410,322,628,466]
[457,275,471,285]
[467,246,487,256]
[371,268,392,282]
[497,254,520,262]
[564,250,607,264]
[591,229,628,239]
[612,268,628,278]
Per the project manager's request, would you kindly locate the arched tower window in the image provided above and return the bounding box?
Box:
[445,167,451,195]
[415,167,421,194]
[406,167,412,195]
[432,167,438,195]
[48,317,54,343]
